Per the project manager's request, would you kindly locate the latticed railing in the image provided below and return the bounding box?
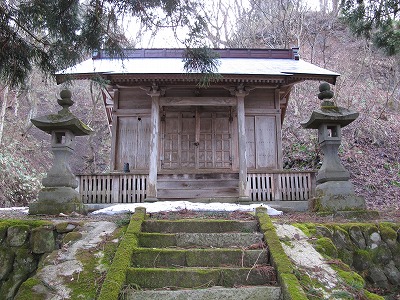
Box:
[78,174,147,204]
[247,171,316,201]
[77,171,315,204]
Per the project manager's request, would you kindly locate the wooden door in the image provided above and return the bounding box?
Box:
[162,107,233,170]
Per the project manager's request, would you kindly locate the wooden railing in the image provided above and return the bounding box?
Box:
[78,173,147,204]
[77,171,315,204]
[247,171,316,201]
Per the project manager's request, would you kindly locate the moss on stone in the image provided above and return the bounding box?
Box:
[293,268,327,300]
[292,223,317,237]
[335,268,365,289]
[67,249,100,299]
[339,223,377,232]
[379,223,397,242]
[0,220,51,229]
[97,209,146,300]
[354,249,372,261]
[371,244,393,265]
[62,231,82,244]
[55,222,78,233]
[315,237,338,258]
[363,290,385,300]
[256,209,308,300]
[14,277,46,300]
[137,233,177,248]
[337,248,354,266]
[65,224,123,300]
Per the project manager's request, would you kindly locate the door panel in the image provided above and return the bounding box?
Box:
[162,107,233,170]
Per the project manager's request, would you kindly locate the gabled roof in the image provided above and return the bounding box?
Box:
[55,48,339,85]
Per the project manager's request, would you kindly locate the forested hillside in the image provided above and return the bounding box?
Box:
[0,0,399,210]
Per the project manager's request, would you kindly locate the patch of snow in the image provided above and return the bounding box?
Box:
[0,207,29,213]
[89,201,282,216]
[1,201,282,216]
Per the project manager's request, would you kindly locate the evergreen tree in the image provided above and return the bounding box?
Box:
[340,0,400,55]
[0,0,209,87]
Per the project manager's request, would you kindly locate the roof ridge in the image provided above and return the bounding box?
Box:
[92,48,300,60]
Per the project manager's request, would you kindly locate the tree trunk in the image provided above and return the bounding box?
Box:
[0,86,9,145]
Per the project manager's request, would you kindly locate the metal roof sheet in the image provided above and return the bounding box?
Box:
[56,56,339,78]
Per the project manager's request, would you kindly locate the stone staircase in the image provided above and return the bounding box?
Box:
[122,217,282,300]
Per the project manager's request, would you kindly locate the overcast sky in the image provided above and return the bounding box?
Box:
[126,0,322,48]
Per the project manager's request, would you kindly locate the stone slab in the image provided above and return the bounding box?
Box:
[312,181,366,212]
[142,220,259,233]
[29,187,86,215]
[131,248,268,268]
[124,286,282,300]
[176,232,264,248]
[126,267,277,288]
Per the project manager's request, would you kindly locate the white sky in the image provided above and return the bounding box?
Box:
[128,0,322,48]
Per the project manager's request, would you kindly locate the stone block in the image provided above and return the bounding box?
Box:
[367,266,389,289]
[30,227,56,254]
[62,231,83,244]
[55,222,78,233]
[29,187,86,215]
[1,248,38,299]
[6,225,29,247]
[124,286,282,300]
[313,181,366,211]
[383,261,400,286]
[0,227,7,244]
[348,226,367,249]
[0,246,15,280]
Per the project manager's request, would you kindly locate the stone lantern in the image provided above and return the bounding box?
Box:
[29,89,93,215]
[301,83,366,211]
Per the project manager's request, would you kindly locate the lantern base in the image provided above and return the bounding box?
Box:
[29,187,86,215]
[311,181,366,212]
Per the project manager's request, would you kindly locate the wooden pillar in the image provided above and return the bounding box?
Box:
[110,89,119,171]
[146,86,160,201]
[236,86,250,201]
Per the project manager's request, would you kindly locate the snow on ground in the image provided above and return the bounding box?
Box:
[0,201,282,216]
[89,201,282,216]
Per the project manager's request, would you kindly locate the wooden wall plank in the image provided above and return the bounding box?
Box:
[115,116,151,171]
[245,116,256,169]
[255,116,277,168]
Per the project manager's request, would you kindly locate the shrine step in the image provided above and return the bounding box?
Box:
[122,216,280,300]
[123,286,282,300]
[125,267,277,289]
[131,248,269,268]
[137,232,264,248]
[141,219,259,233]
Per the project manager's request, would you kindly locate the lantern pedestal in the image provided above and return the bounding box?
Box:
[29,90,92,215]
[302,83,366,212]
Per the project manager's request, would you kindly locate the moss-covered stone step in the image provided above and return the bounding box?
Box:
[137,232,264,248]
[123,286,282,300]
[131,248,268,268]
[126,267,277,289]
[142,220,259,233]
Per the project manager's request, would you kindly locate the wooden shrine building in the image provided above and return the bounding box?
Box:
[56,48,339,210]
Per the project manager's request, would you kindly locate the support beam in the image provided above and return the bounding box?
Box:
[146,85,160,201]
[236,86,250,201]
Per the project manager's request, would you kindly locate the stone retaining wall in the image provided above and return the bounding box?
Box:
[303,222,400,294]
[0,221,79,299]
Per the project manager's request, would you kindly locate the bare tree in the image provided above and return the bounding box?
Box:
[227,0,309,49]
